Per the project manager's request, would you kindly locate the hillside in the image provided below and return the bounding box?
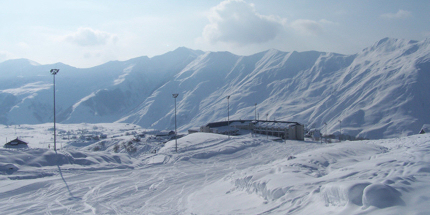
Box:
[120,38,430,139]
[1,38,429,139]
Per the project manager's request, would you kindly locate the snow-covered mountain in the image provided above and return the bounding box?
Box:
[119,37,430,139]
[1,38,429,139]
[0,47,203,124]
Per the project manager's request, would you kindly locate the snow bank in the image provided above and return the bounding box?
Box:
[0,148,134,180]
[362,183,405,208]
[188,134,430,214]
[1,124,430,214]
[159,132,260,162]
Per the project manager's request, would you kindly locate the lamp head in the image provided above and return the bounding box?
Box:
[50,69,59,75]
[172,93,179,98]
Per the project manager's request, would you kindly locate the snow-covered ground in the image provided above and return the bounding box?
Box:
[1,123,430,214]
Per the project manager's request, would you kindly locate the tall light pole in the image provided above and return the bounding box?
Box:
[266,122,268,139]
[50,69,59,151]
[338,120,342,142]
[254,103,257,120]
[324,122,327,143]
[172,93,179,152]
[227,95,230,138]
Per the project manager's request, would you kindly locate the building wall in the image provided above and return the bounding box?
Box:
[200,120,304,141]
[296,124,304,141]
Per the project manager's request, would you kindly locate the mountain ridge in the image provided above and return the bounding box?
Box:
[0,38,429,139]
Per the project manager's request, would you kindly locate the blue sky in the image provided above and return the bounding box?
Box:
[0,0,429,68]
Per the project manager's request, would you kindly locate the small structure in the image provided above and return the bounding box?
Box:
[136,133,145,138]
[4,138,29,149]
[306,128,321,140]
[419,124,430,134]
[188,127,200,134]
[155,130,175,137]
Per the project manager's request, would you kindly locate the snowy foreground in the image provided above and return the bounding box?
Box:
[1,124,430,214]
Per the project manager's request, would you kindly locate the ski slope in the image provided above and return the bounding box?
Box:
[1,123,429,214]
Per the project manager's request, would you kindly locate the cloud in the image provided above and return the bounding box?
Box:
[201,0,285,45]
[0,51,10,62]
[64,27,118,46]
[319,19,336,25]
[18,42,30,49]
[380,10,411,19]
[290,19,324,36]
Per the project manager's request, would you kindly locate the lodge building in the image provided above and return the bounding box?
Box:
[200,120,304,141]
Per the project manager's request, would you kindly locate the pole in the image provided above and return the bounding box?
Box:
[266,114,269,139]
[172,94,179,152]
[324,122,327,143]
[53,74,56,151]
[254,103,257,120]
[339,120,342,142]
[50,69,59,151]
[175,97,177,152]
[227,96,230,139]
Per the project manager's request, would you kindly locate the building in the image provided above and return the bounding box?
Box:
[188,128,200,134]
[200,121,239,135]
[419,124,430,134]
[200,120,304,141]
[252,121,304,141]
[155,130,175,137]
[4,138,29,149]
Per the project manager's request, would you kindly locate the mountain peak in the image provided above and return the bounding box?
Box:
[0,58,40,67]
[167,47,204,57]
[361,37,419,54]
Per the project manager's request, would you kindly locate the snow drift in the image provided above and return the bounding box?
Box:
[1,122,430,214]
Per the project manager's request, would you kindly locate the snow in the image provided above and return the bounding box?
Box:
[1,123,430,214]
[1,38,429,139]
[0,81,51,96]
[120,37,430,139]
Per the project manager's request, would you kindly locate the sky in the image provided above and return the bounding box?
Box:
[0,0,429,68]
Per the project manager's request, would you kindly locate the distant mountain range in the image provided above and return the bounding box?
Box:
[1,38,429,139]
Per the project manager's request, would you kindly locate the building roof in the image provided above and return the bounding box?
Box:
[254,121,298,129]
[420,124,430,134]
[205,120,301,128]
[4,138,29,148]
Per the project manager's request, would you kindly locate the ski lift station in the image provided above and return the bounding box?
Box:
[200,120,304,141]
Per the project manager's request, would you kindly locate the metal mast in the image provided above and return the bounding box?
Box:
[227,95,230,138]
[172,93,179,152]
[50,69,59,151]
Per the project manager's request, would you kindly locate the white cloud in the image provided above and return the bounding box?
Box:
[201,0,286,45]
[380,10,411,19]
[64,27,118,46]
[0,51,10,62]
[18,42,30,49]
[319,19,336,25]
[290,19,324,36]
